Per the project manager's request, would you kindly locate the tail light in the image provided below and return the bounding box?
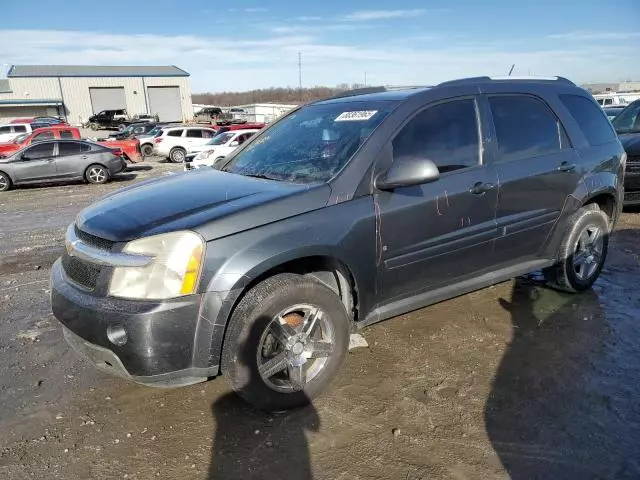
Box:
[154,138,163,144]
[111,149,123,157]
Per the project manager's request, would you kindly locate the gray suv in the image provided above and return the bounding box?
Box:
[51,77,625,410]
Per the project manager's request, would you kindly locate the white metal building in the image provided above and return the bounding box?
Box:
[231,103,298,123]
[0,65,193,124]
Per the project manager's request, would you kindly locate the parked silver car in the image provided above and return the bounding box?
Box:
[0,140,126,192]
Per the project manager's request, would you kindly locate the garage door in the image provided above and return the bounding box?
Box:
[147,86,182,122]
[89,87,126,114]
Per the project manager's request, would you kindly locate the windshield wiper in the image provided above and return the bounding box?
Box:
[241,172,281,181]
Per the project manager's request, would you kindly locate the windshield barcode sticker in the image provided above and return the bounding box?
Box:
[335,110,378,122]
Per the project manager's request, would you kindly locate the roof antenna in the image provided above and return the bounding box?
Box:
[507,64,515,76]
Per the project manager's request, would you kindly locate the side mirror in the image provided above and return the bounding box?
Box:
[375,156,440,191]
[229,140,239,147]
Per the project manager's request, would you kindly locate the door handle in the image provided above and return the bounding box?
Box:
[80,155,88,159]
[469,182,496,195]
[557,162,576,172]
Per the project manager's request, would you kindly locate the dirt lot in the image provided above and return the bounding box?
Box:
[1,161,639,480]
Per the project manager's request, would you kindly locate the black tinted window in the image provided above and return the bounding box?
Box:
[393,99,480,173]
[32,131,55,142]
[611,100,640,134]
[489,95,563,161]
[57,142,84,156]
[167,130,183,137]
[24,142,54,159]
[13,125,27,133]
[560,94,617,146]
[186,129,203,138]
[0,126,11,134]
[60,130,75,139]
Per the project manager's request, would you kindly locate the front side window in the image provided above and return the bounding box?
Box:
[57,142,83,156]
[23,142,54,160]
[202,129,215,138]
[611,100,640,134]
[32,131,55,143]
[489,95,565,162]
[604,98,613,106]
[222,101,397,183]
[393,98,480,173]
[13,125,27,133]
[560,94,617,146]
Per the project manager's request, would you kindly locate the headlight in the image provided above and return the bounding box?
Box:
[195,150,215,162]
[108,231,204,300]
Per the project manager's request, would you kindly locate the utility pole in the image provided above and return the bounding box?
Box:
[364,71,367,87]
[298,52,302,99]
[508,64,515,76]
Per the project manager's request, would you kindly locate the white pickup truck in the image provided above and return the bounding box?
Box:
[0,123,31,143]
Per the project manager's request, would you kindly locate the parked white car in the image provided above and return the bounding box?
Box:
[184,129,259,171]
[0,123,31,143]
[152,125,217,162]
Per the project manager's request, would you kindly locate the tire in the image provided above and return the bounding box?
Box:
[85,164,109,184]
[169,147,186,163]
[221,273,350,411]
[89,123,98,131]
[543,203,609,293]
[118,124,127,131]
[141,144,154,157]
[0,171,12,192]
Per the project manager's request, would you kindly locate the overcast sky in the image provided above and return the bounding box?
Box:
[3,0,639,92]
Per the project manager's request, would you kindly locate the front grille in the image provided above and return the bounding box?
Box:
[62,253,101,290]
[74,225,114,251]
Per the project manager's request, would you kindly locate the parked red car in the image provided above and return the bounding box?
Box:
[213,123,265,133]
[0,126,141,162]
[11,116,70,126]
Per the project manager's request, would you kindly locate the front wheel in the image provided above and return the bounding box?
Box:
[221,273,350,411]
[543,204,609,292]
[0,171,12,191]
[169,147,186,163]
[85,164,109,184]
[89,123,98,131]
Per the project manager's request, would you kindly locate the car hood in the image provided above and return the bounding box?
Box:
[619,133,640,155]
[76,169,331,242]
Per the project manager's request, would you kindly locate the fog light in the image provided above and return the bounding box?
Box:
[106,325,127,346]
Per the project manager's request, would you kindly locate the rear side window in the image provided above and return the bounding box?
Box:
[32,131,55,142]
[186,129,203,138]
[489,95,565,161]
[560,94,617,146]
[13,125,27,133]
[393,98,480,173]
[57,142,89,156]
[167,129,183,137]
[60,130,75,139]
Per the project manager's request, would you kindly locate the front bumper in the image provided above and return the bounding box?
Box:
[51,259,218,387]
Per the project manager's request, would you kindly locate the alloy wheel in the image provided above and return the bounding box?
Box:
[573,225,604,281]
[257,304,335,393]
[88,167,107,183]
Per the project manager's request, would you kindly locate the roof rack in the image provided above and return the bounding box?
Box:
[324,85,431,101]
[438,76,576,87]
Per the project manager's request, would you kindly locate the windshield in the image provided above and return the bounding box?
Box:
[12,133,29,143]
[611,100,640,133]
[222,101,397,183]
[208,132,235,145]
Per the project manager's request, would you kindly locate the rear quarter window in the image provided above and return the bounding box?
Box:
[560,94,617,146]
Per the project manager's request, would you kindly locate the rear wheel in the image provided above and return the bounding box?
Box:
[221,273,350,411]
[169,147,186,163]
[141,144,154,157]
[0,172,12,192]
[89,122,98,131]
[543,204,609,292]
[85,164,109,184]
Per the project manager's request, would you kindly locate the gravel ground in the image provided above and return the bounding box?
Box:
[1,162,639,480]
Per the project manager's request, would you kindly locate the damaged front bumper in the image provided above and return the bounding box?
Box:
[51,259,225,388]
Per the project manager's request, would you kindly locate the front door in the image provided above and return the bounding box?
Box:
[375,97,499,304]
[13,142,56,183]
[483,94,582,263]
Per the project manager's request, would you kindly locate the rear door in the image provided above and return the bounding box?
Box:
[12,142,56,182]
[54,141,91,179]
[482,94,580,263]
